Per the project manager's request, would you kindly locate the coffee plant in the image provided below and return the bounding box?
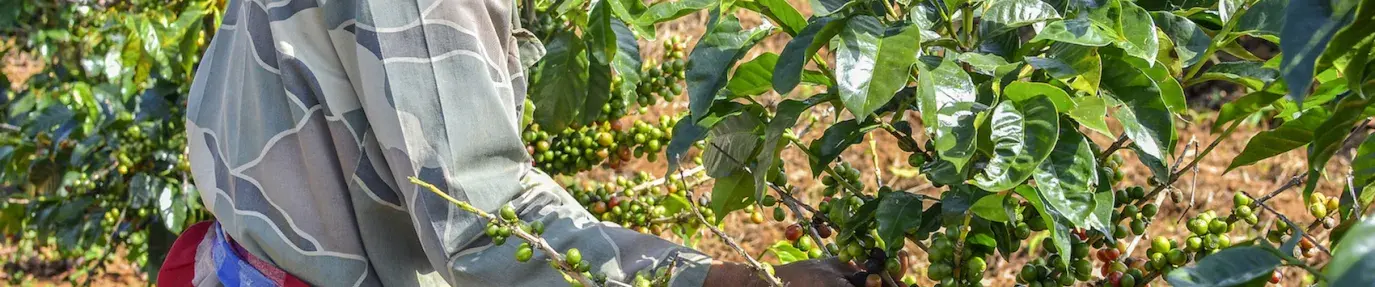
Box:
[0,0,218,283]
[1,0,1374,284]
[492,0,1375,285]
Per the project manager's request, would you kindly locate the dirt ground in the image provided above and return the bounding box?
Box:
[0,6,1354,287]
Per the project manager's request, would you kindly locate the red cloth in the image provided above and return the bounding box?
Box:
[158,221,213,286]
[158,221,309,287]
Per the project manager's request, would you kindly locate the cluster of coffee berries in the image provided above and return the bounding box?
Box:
[1111,186,1159,239]
[1016,231,1091,287]
[626,36,688,108]
[781,223,828,259]
[523,116,678,175]
[486,205,546,247]
[929,229,990,287]
[1183,210,1234,257]
[820,162,865,197]
[1141,235,1189,273]
[567,171,698,234]
[1306,192,1339,227]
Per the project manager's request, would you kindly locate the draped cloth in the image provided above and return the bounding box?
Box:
[179,0,712,285]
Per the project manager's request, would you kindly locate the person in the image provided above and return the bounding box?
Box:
[156,0,859,286]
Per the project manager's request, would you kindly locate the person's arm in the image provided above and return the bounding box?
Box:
[341,1,719,285]
[344,1,859,286]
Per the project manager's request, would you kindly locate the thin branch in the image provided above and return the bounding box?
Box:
[676,169,784,287]
[1245,189,1332,255]
[626,166,707,194]
[410,177,600,287]
[1097,134,1129,164]
[1136,121,1242,209]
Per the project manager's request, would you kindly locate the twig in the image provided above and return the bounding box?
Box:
[0,123,18,132]
[627,166,706,194]
[1255,175,1307,205]
[869,136,884,188]
[1244,190,1332,255]
[409,177,600,287]
[1097,134,1130,164]
[676,169,784,287]
[1136,121,1242,209]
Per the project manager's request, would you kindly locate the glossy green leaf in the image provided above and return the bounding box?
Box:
[775,16,846,94]
[611,19,643,108]
[1227,107,1329,172]
[981,0,1062,35]
[1317,0,1374,71]
[836,16,922,121]
[957,52,1013,76]
[918,56,981,173]
[710,170,758,221]
[972,96,1059,191]
[1280,0,1354,101]
[1152,11,1212,67]
[1117,2,1160,64]
[530,30,588,132]
[769,242,810,264]
[1325,215,1375,286]
[1003,82,1073,113]
[875,192,923,254]
[1017,186,1074,267]
[1034,121,1099,228]
[808,119,881,176]
[811,0,856,16]
[703,112,764,178]
[754,97,822,199]
[1188,61,1281,90]
[971,193,1011,222]
[1349,133,1375,211]
[1235,0,1288,41]
[727,53,781,97]
[667,114,708,171]
[1166,246,1281,287]
[1214,89,1285,131]
[637,0,715,27]
[1120,55,1188,115]
[688,14,774,122]
[1304,97,1373,203]
[1102,58,1174,181]
[749,0,807,35]
[1069,96,1113,137]
[582,0,616,124]
[1031,18,1118,46]
[1026,43,1101,94]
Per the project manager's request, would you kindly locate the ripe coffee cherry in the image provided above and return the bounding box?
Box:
[815,224,833,238]
[1107,271,1124,287]
[785,225,803,241]
[1270,270,1281,283]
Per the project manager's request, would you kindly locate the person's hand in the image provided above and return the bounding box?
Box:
[773,258,865,287]
[706,258,861,287]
